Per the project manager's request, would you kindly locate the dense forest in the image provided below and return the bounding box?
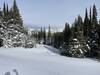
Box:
[37,5,100,58]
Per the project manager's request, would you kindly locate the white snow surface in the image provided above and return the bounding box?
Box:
[0,45,100,75]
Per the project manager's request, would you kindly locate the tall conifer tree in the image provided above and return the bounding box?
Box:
[47,25,51,45]
[12,0,23,25]
[84,8,89,37]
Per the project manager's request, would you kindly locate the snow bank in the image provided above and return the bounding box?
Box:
[0,45,100,75]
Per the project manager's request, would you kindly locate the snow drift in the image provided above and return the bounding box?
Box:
[0,45,100,75]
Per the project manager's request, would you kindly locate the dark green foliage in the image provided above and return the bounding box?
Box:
[63,23,71,44]
[87,4,99,57]
[52,5,100,58]
[84,9,90,37]
[60,23,71,56]
[43,27,46,44]
[47,25,52,45]
[92,4,97,26]
[12,0,23,25]
[71,16,83,38]
[38,27,43,42]
[68,16,90,58]
[53,32,63,49]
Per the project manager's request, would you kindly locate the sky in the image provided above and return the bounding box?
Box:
[0,0,100,29]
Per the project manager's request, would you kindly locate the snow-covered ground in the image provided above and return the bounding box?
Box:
[0,45,100,75]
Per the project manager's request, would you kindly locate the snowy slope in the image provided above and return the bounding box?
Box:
[0,45,100,75]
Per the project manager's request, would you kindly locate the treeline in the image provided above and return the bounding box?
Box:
[1,0,23,26]
[0,0,35,48]
[37,5,100,58]
[33,26,52,45]
[55,5,100,58]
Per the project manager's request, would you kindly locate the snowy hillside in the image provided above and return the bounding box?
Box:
[0,45,100,75]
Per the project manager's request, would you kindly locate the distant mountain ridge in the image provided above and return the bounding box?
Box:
[24,24,64,32]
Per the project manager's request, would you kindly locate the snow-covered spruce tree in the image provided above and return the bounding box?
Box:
[23,34,36,48]
[68,16,90,58]
[87,5,99,57]
[2,21,35,48]
[69,33,90,58]
[60,23,71,56]
[0,0,35,48]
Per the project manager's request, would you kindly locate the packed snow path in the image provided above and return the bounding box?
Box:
[0,45,100,75]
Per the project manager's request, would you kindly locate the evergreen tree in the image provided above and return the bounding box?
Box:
[72,16,84,38]
[53,32,63,49]
[69,37,90,57]
[12,0,23,25]
[37,27,43,43]
[53,32,58,48]
[3,2,7,22]
[92,4,98,26]
[98,20,100,47]
[89,7,92,24]
[40,27,43,40]
[63,23,71,44]
[60,23,71,56]
[47,25,51,45]
[77,16,84,32]
[89,4,99,57]
[88,7,92,39]
[69,16,90,57]
[9,8,13,20]
[43,27,46,44]
[0,1,36,48]
[84,8,89,37]
[71,19,77,38]
[6,4,9,21]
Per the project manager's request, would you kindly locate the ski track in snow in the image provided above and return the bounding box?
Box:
[0,45,100,75]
